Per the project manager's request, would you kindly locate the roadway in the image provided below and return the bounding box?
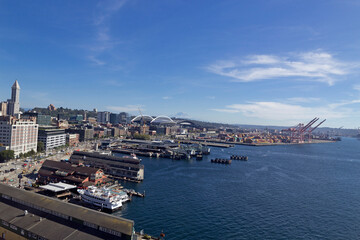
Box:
[0,141,97,188]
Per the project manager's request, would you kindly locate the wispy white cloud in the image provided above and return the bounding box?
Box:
[94,0,127,26]
[162,96,172,100]
[328,99,360,108]
[171,112,191,119]
[207,96,216,100]
[87,55,105,66]
[86,0,127,66]
[106,105,143,113]
[207,51,358,85]
[211,101,353,121]
[287,97,321,103]
[242,55,280,65]
[353,85,360,91]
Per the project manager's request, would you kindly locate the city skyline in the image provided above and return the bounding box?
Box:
[1,1,360,128]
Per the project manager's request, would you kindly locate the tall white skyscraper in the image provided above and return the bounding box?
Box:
[7,80,20,116]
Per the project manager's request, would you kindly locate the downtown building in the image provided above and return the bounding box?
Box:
[119,112,130,124]
[7,80,21,117]
[0,116,38,156]
[97,111,110,123]
[38,126,66,152]
[0,80,21,117]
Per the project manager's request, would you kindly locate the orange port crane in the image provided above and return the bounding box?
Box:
[306,119,326,141]
[283,117,324,143]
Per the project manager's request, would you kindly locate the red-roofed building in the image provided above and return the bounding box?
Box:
[38,160,107,187]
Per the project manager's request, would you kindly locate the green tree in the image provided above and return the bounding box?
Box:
[29,149,36,156]
[0,150,15,163]
[133,133,150,140]
[37,141,45,152]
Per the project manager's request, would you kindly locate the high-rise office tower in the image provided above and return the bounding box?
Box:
[7,80,20,116]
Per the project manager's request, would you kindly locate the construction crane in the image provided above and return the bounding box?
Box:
[138,108,145,126]
[138,108,146,135]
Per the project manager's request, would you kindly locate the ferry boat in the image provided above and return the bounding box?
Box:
[77,186,122,211]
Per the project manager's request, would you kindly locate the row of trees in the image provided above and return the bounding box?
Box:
[0,141,45,163]
[18,150,36,159]
[0,150,15,163]
[31,107,97,119]
[133,133,151,140]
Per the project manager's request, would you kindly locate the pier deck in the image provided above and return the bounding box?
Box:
[179,140,234,148]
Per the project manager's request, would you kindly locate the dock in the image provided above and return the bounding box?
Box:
[179,140,234,148]
[230,155,248,161]
[109,175,142,183]
[211,158,232,164]
[123,189,146,198]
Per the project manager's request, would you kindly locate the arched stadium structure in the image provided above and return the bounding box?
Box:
[176,119,196,127]
[131,115,154,123]
[150,116,176,125]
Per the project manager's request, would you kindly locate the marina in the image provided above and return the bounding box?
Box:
[114,138,360,239]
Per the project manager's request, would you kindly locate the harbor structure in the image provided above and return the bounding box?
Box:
[39,182,77,199]
[0,183,134,240]
[0,116,38,157]
[38,160,107,186]
[281,117,326,143]
[69,151,144,181]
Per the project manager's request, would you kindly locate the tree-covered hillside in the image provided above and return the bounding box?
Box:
[30,107,97,120]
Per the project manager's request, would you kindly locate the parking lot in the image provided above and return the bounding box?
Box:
[0,141,97,187]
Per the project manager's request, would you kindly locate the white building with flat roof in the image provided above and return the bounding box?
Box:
[0,116,38,156]
[38,127,66,151]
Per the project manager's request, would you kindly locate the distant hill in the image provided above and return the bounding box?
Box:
[26,107,359,137]
[29,107,97,120]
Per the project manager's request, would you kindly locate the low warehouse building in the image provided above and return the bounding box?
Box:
[0,183,134,240]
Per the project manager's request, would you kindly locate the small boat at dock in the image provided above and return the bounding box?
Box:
[230,155,248,161]
[211,158,231,164]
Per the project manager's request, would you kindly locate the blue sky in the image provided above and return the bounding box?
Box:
[1,0,360,128]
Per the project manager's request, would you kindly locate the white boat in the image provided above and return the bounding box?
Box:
[77,186,122,211]
[111,189,130,203]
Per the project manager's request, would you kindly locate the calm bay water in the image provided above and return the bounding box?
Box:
[114,137,360,239]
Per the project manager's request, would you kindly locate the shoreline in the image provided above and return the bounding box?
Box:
[188,138,337,147]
